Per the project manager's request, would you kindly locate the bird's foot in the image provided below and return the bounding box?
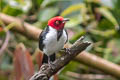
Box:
[63,48,71,54]
[48,61,55,70]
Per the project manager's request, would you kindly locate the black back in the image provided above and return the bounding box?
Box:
[39,26,49,51]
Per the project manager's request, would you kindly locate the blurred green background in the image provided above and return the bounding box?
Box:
[0,0,120,80]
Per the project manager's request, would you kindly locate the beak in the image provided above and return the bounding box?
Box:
[63,18,70,23]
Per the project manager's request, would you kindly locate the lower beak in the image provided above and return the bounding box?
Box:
[63,18,70,23]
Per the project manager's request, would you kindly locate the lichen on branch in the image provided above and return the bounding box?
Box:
[30,36,91,80]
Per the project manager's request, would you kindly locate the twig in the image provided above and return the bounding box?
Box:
[66,71,116,80]
[30,37,91,80]
[0,31,10,56]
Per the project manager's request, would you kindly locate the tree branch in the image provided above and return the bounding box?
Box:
[30,36,91,80]
[66,71,116,80]
[0,31,10,56]
[1,13,120,78]
[75,51,120,78]
[0,13,42,40]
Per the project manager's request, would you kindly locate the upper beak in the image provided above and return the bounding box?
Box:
[63,18,70,23]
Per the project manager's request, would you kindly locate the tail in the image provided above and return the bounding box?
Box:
[42,53,56,64]
[42,54,48,64]
[50,53,56,62]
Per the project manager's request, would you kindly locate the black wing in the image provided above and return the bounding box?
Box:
[57,29,63,41]
[64,29,68,44]
[39,26,49,51]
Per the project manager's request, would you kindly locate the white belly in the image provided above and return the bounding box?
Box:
[43,27,67,56]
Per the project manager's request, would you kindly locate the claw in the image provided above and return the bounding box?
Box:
[64,48,71,54]
[48,61,55,70]
[48,58,55,70]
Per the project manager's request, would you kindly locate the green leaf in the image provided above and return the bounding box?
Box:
[15,0,25,4]
[103,48,112,60]
[111,9,120,28]
[65,17,81,28]
[98,7,118,29]
[2,5,23,16]
[98,18,114,30]
[90,29,116,38]
[41,0,56,8]
[38,7,59,22]
[0,0,6,11]
[70,29,86,43]
[60,3,85,17]
[60,61,80,74]
[0,31,6,37]
[36,0,44,6]
[4,22,16,32]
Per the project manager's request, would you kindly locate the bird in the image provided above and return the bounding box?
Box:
[39,16,69,65]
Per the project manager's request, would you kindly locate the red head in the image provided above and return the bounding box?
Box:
[48,16,69,30]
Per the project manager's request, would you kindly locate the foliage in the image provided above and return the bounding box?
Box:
[0,0,120,80]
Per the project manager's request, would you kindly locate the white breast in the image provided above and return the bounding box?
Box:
[43,27,67,56]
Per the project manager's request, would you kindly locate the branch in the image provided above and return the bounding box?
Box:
[0,31,10,56]
[1,13,120,78]
[66,71,116,80]
[30,37,91,80]
[0,13,42,40]
[75,51,120,78]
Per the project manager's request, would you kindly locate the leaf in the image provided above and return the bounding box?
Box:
[4,22,16,32]
[14,43,34,80]
[31,0,44,11]
[111,9,120,28]
[33,0,44,7]
[2,5,23,16]
[61,61,80,74]
[70,29,86,43]
[0,22,16,36]
[98,7,118,28]
[103,48,112,60]
[60,3,85,17]
[38,7,59,22]
[41,0,56,8]
[15,0,25,4]
[90,29,115,38]
[98,18,114,30]
[65,17,81,28]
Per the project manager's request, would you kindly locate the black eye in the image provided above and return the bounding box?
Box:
[55,20,62,25]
